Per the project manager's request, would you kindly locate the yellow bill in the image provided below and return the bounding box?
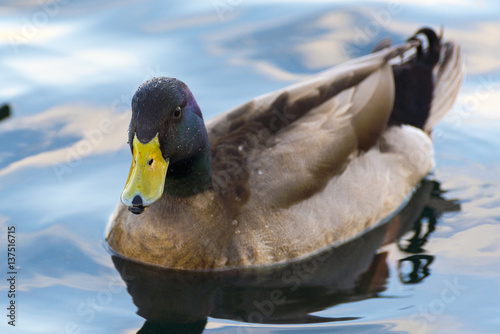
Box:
[121,133,169,214]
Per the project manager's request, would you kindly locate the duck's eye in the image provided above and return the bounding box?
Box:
[173,106,182,119]
[148,159,154,166]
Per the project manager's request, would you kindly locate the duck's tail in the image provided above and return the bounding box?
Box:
[381,28,464,133]
[424,32,465,132]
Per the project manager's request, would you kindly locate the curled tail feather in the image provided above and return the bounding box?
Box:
[385,27,464,132]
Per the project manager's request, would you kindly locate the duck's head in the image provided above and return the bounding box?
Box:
[120,77,211,214]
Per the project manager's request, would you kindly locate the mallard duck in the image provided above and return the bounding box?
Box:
[106,27,463,270]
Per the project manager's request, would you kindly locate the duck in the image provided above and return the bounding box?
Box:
[106,27,463,270]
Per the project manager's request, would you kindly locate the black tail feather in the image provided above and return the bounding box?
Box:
[388,27,442,129]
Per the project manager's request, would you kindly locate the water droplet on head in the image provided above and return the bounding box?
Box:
[238,145,243,151]
[231,219,238,226]
[235,229,241,235]
[258,170,263,175]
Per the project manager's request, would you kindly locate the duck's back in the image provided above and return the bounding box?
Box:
[203,28,463,267]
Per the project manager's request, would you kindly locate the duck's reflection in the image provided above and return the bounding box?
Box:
[110,179,459,333]
[397,181,460,284]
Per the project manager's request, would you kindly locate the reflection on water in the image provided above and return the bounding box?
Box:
[110,179,458,333]
[1,1,500,333]
[397,182,460,284]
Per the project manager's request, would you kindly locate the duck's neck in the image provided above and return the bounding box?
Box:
[164,146,212,197]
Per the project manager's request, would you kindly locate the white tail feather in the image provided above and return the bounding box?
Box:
[424,42,465,132]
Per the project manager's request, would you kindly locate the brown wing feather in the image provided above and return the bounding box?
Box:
[207,42,422,211]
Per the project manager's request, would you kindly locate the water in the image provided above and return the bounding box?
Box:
[1,1,499,333]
